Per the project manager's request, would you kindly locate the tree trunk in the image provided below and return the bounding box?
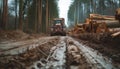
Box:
[37,0,42,33]
[26,0,31,32]
[90,0,94,13]
[15,0,17,30]
[74,2,77,25]
[40,0,43,33]
[34,0,38,33]
[48,8,51,34]
[0,0,3,29]
[19,0,23,30]
[46,0,49,33]
[2,0,8,30]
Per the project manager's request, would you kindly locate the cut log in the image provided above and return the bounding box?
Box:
[93,20,120,28]
[90,14,115,20]
[109,28,120,32]
[111,31,120,37]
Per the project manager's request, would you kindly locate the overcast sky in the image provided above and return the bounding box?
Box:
[58,0,73,27]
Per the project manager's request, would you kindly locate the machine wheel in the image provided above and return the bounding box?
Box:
[62,32,66,36]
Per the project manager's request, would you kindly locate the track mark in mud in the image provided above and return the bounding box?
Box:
[0,36,118,69]
[66,38,91,69]
[67,37,118,69]
[28,37,67,69]
[0,37,60,69]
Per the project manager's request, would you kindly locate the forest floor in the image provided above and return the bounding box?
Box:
[0,30,47,43]
[0,30,119,69]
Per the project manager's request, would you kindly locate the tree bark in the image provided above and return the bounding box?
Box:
[15,0,17,30]
[40,0,43,33]
[34,0,38,33]
[0,0,3,29]
[46,0,49,33]
[2,0,8,30]
[26,0,31,32]
[37,0,42,33]
[19,0,23,30]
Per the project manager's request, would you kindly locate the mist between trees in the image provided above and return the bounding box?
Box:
[0,0,59,34]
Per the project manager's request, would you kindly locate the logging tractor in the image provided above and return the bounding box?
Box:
[50,18,66,36]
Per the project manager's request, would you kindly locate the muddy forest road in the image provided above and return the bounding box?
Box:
[0,36,119,69]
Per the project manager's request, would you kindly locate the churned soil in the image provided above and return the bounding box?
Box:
[0,37,59,69]
[74,35,120,68]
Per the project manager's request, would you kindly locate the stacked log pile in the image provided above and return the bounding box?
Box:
[71,13,120,45]
[89,14,120,32]
[89,14,120,38]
